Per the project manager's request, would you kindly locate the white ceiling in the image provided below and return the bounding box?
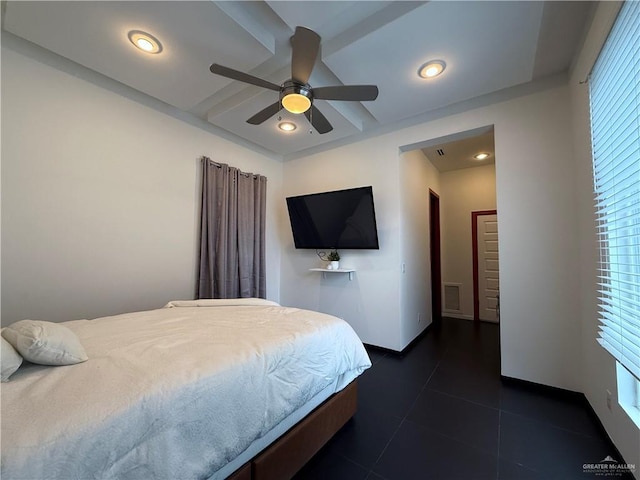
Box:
[2,1,593,160]
[423,127,495,173]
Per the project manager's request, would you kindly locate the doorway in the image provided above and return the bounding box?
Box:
[472,210,500,322]
[429,189,441,326]
[399,125,497,326]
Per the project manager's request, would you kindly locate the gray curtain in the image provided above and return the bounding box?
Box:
[197,157,267,299]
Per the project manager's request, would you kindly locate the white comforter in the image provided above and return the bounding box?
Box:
[1,300,371,480]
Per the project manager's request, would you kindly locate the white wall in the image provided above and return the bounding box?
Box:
[440,164,497,320]
[1,46,283,325]
[399,149,440,346]
[570,2,639,474]
[280,83,582,383]
[493,86,581,391]
[279,136,404,350]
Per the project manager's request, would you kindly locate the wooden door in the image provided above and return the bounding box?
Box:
[429,190,441,326]
[473,211,500,322]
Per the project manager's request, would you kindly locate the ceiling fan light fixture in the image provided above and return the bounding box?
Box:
[128,30,163,54]
[282,93,311,114]
[418,60,446,79]
[278,122,297,132]
[281,82,312,114]
[208,27,376,135]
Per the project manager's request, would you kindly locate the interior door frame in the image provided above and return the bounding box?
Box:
[429,190,442,326]
[472,209,497,321]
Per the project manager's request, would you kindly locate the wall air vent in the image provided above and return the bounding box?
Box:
[444,283,461,312]
[436,148,445,156]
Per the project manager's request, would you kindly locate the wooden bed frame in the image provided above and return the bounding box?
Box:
[226,380,358,480]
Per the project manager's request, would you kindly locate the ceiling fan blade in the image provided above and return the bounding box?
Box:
[290,27,320,85]
[247,102,281,125]
[312,85,379,101]
[210,64,280,92]
[304,106,333,134]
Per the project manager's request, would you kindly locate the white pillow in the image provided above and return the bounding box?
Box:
[1,335,23,381]
[2,320,88,366]
[164,298,280,308]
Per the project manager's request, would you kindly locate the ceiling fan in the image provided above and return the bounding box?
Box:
[209,26,379,134]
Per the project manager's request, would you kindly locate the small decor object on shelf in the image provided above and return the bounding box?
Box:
[327,250,340,270]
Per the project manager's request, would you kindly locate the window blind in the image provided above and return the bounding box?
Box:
[589,1,640,381]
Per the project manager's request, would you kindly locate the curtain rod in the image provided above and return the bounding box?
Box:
[201,156,265,180]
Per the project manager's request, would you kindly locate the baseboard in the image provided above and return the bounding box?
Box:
[500,375,583,401]
[442,312,474,321]
[362,343,400,355]
[363,322,434,356]
[398,324,433,355]
[500,376,631,468]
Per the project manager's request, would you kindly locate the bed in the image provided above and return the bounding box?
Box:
[1,299,371,480]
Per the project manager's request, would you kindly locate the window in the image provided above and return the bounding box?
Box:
[589,0,640,393]
[617,363,640,428]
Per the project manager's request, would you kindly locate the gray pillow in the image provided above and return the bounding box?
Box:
[1,335,23,381]
[2,320,88,366]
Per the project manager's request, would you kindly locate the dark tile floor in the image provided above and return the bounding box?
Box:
[294,317,634,480]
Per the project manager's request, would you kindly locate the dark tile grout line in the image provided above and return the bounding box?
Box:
[424,363,611,442]
[364,338,598,480]
[362,336,502,478]
[358,348,395,480]
[428,385,501,412]
[356,321,634,480]
[360,353,400,480]
[498,408,611,441]
[496,410,502,480]
[409,357,522,480]
[498,385,633,473]
[361,347,450,480]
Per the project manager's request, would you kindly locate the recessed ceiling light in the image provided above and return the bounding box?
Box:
[128,30,163,54]
[418,60,446,79]
[278,122,297,132]
[474,152,490,160]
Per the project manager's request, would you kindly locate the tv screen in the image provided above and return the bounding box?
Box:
[286,186,380,249]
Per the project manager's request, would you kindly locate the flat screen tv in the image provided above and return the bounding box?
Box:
[286,186,380,249]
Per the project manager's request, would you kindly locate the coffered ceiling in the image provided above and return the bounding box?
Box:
[2,1,593,159]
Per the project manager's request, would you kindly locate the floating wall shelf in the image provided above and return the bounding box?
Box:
[309,268,356,281]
